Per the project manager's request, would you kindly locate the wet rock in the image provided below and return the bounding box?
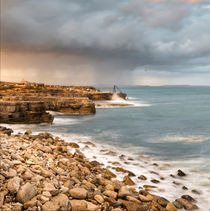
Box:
[181,195,196,202]
[191,189,201,195]
[105,151,117,156]
[173,201,183,209]
[69,187,87,199]
[118,186,131,198]
[16,183,37,203]
[176,198,195,210]
[104,169,117,180]
[139,194,152,202]
[182,186,188,190]
[126,196,141,204]
[138,175,147,180]
[119,199,148,211]
[177,169,186,177]
[25,130,32,135]
[123,176,135,186]
[166,202,177,211]
[157,197,169,207]
[69,142,80,148]
[151,179,160,184]
[103,190,117,199]
[7,176,21,194]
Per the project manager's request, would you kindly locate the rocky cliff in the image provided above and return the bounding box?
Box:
[0,81,126,124]
[0,101,53,124]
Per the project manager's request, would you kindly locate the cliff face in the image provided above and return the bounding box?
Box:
[0,101,53,124]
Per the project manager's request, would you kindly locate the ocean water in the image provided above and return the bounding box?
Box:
[2,86,210,210]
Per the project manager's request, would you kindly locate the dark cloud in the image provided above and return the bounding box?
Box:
[1,0,210,85]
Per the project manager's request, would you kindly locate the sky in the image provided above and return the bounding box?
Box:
[1,0,210,86]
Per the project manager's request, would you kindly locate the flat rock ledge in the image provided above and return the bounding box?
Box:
[0,126,198,211]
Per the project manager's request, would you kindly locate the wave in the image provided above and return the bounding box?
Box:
[53,117,80,125]
[158,135,210,143]
[59,132,210,210]
[95,96,151,108]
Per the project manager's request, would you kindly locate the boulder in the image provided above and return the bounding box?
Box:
[43,181,58,196]
[103,190,117,199]
[42,193,71,211]
[16,183,37,203]
[166,202,177,211]
[69,188,87,199]
[70,199,87,211]
[123,176,135,186]
[118,186,131,198]
[7,176,20,194]
[94,194,104,204]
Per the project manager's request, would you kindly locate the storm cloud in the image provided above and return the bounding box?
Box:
[1,0,210,85]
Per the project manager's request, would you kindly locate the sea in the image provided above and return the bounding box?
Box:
[3,86,210,210]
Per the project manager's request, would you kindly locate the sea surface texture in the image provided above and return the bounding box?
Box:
[5,86,210,209]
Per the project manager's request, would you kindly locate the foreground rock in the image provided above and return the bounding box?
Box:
[0,127,199,211]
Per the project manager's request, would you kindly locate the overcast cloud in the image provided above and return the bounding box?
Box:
[1,0,210,85]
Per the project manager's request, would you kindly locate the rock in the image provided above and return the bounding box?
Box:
[173,201,183,209]
[118,186,131,198]
[157,197,169,207]
[69,142,80,148]
[25,129,32,135]
[42,193,71,211]
[16,183,37,203]
[191,189,201,195]
[70,199,87,211]
[7,176,20,194]
[103,190,117,199]
[123,176,135,186]
[0,191,4,206]
[177,169,186,177]
[176,198,194,210]
[86,201,99,211]
[166,202,177,211]
[0,101,54,124]
[151,179,160,184]
[43,181,58,196]
[105,184,114,191]
[138,175,147,180]
[94,194,104,204]
[139,194,152,202]
[2,168,17,178]
[42,201,59,211]
[69,188,87,199]
[23,196,38,209]
[126,196,141,204]
[104,169,117,179]
[119,199,148,211]
[22,170,33,180]
[181,195,196,202]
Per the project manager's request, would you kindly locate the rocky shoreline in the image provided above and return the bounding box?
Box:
[0,126,200,211]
